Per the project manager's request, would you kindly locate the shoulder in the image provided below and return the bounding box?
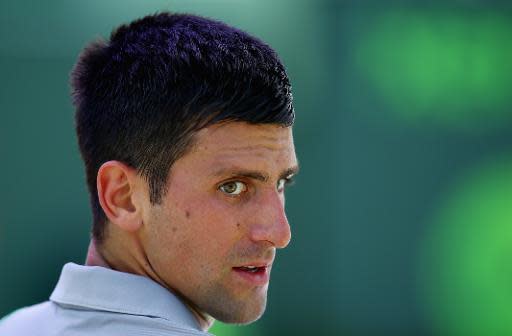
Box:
[0,301,56,335]
[0,302,212,336]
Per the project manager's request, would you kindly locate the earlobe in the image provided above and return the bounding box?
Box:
[97,161,143,232]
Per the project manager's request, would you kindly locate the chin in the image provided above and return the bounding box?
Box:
[214,306,266,325]
[204,294,268,325]
[194,279,270,325]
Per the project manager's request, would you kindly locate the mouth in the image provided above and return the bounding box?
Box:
[232,265,270,286]
[233,265,267,274]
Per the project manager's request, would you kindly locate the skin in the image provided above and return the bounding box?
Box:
[88,121,298,331]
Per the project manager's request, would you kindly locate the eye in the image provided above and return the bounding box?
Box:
[277,177,295,192]
[219,181,247,195]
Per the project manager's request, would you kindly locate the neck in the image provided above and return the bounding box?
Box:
[85,239,111,267]
[85,237,214,331]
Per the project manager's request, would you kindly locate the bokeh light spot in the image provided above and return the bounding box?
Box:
[419,157,512,334]
[355,10,512,129]
[209,321,257,336]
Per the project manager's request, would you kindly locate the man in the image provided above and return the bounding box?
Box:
[0,11,298,336]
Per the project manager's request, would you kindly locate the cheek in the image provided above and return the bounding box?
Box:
[182,197,244,255]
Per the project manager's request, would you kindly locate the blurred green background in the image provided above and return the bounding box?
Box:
[2,1,512,335]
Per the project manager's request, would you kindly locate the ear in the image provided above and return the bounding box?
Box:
[97,161,144,232]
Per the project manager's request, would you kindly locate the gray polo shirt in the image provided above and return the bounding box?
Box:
[0,263,212,336]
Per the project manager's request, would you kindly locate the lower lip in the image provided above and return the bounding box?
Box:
[232,267,270,286]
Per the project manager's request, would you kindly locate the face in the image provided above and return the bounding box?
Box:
[139,121,298,324]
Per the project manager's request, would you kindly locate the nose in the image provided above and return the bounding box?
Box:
[249,190,291,249]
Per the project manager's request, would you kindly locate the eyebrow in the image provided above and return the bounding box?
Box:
[212,165,300,182]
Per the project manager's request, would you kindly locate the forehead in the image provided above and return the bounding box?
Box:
[197,122,294,153]
[175,122,297,175]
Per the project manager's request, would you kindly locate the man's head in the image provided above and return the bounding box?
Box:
[72,12,297,326]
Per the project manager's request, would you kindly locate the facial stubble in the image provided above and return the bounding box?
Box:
[194,273,269,324]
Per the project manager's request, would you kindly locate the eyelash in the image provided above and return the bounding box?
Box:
[218,181,247,196]
[278,177,295,191]
[218,176,296,198]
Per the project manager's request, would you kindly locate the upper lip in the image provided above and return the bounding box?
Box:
[234,260,273,268]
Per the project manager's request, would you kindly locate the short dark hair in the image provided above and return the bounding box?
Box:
[71,12,295,242]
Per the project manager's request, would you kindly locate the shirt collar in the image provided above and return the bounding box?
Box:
[50,262,202,331]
